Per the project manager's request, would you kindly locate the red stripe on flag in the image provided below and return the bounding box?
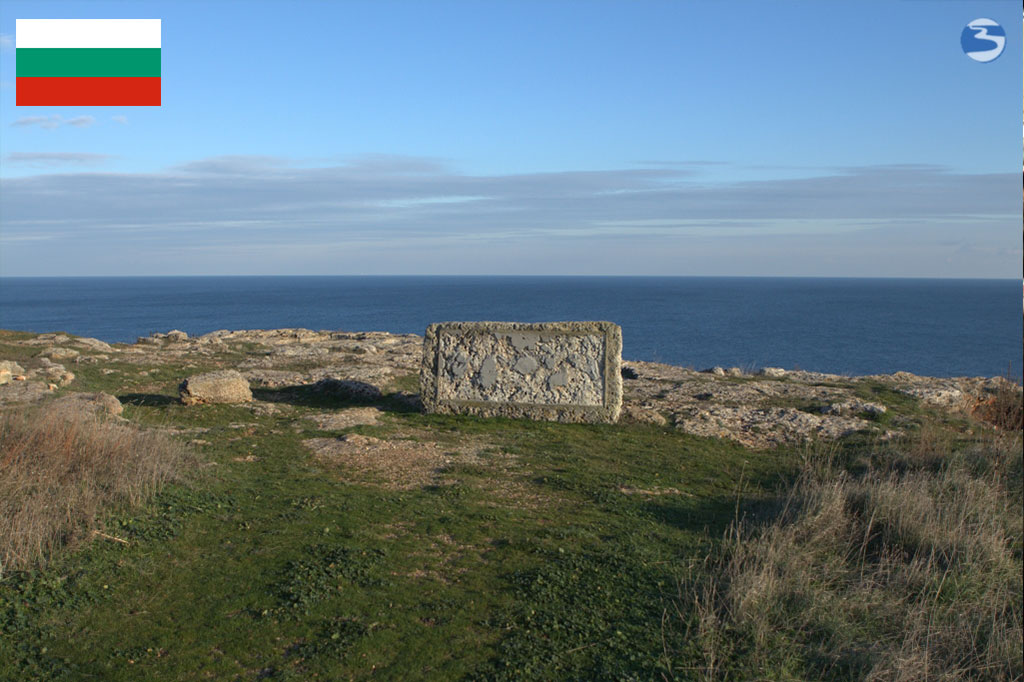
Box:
[16,77,161,106]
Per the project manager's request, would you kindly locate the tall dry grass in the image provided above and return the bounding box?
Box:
[0,404,192,575]
[682,427,1023,681]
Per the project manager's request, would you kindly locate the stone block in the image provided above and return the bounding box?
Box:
[420,321,622,423]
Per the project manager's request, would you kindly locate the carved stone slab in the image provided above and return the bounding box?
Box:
[420,321,622,423]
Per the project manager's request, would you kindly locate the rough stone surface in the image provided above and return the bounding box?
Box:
[179,370,253,405]
[307,407,384,430]
[50,392,124,417]
[74,337,114,352]
[421,321,622,423]
[0,360,25,385]
[2,327,1007,449]
[42,347,80,361]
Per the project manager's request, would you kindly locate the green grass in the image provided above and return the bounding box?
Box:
[1,337,1017,681]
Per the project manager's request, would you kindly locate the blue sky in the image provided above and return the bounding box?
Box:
[0,0,1020,277]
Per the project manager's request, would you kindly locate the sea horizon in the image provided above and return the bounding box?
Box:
[1,275,1020,380]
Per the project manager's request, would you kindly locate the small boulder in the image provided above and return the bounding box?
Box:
[50,392,124,417]
[75,337,114,352]
[179,370,253,405]
[313,378,383,402]
[0,360,25,385]
[759,367,787,378]
[42,347,79,361]
[822,401,887,418]
[165,329,189,342]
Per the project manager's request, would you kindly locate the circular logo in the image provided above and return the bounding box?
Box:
[960,18,1006,62]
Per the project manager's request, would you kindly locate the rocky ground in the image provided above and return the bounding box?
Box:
[0,327,1012,449]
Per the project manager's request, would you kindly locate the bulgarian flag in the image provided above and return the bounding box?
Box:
[16,19,161,106]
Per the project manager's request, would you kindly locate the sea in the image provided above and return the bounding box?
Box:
[0,276,1020,379]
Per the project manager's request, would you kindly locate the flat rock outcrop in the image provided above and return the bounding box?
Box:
[179,370,253,405]
[2,326,1016,449]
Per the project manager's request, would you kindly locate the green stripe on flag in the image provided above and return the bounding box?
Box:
[16,48,161,77]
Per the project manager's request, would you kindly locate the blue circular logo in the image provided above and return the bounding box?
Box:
[961,18,1006,62]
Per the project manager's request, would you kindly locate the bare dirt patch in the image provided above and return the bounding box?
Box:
[305,434,470,489]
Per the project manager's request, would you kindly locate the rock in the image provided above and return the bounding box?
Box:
[0,360,25,385]
[74,337,114,352]
[708,366,726,376]
[0,379,52,405]
[759,367,787,378]
[165,329,189,342]
[900,387,965,408]
[726,367,744,377]
[42,347,79,361]
[620,405,668,426]
[179,370,253,405]
[136,336,162,345]
[50,392,124,417]
[33,362,75,386]
[307,407,383,430]
[822,401,887,418]
[241,369,306,388]
[313,378,383,401]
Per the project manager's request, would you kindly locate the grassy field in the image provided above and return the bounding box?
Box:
[0,338,1020,681]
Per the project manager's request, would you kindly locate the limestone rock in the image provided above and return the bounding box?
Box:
[313,378,383,401]
[74,337,114,352]
[50,392,124,417]
[621,405,668,426]
[822,400,887,418]
[33,361,75,387]
[0,379,51,405]
[0,360,25,385]
[42,347,79,361]
[165,329,189,342]
[759,367,787,378]
[179,370,253,405]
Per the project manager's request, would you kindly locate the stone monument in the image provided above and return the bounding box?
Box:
[420,321,622,423]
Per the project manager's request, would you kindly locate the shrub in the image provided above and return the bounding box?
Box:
[0,404,192,575]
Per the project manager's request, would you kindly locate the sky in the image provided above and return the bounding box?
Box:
[0,0,1020,277]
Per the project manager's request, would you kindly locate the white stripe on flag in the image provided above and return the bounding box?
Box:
[16,19,161,49]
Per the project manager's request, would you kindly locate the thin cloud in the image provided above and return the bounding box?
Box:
[66,116,95,128]
[5,152,114,167]
[0,34,13,51]
[12,115,63,130]
[0,156,1018,277]
[111,115,128,125]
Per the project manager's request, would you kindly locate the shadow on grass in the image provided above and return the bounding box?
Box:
[118,393,179,407]
[252,380,422,414]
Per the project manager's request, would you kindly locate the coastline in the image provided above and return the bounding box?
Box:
[1,326,1012,449]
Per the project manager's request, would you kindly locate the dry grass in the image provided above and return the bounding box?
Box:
[683,427,1023,681]
[972,379,1024,432]
[0,404,192,575]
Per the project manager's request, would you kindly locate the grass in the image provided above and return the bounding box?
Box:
[0,337,1020,680]
[677,429,1023,681]
[0,403,193,576]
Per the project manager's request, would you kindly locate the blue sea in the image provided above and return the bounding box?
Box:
[0,276,1020,379]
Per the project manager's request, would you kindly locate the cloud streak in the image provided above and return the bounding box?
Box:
[10,114,96,129]
[4,152,115,167]
[0,155,1019,276]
